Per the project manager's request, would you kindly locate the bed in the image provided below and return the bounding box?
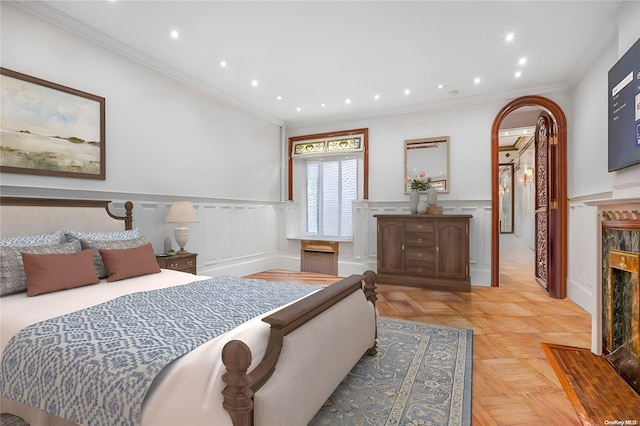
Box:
[0,197,378,426]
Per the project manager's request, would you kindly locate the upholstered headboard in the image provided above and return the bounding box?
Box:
[0,197,133,237]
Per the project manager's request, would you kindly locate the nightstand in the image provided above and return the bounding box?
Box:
[156,252,197,275]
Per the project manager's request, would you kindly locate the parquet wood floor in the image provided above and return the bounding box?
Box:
[542,343,640,425]
[246,235,594,425]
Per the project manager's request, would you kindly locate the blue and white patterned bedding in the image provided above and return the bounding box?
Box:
[0,276,321,426]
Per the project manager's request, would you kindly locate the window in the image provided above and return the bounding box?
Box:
[306,158,357,237]
[288,128,368,240]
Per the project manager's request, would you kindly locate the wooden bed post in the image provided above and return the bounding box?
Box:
[123,201,134,230]
[221,340,254,426]
[107,200,134,230]
[363,270,377,305]
[363,270,378,356]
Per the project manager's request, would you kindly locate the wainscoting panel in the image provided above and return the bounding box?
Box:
[0,186,492,284]
[567,201,599,316]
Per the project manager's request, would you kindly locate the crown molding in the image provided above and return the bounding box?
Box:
[285,83,569,129]
[10,0,285,127]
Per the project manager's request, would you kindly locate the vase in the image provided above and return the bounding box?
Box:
[409,189,420,214]
[417,201,428,215]
[427,187,438,206]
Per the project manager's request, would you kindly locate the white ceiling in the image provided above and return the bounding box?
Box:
[16,1,620,127]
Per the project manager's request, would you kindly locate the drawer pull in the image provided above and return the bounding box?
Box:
[417,238,422,243]
[170,263,178,268]
[417,267,423,272]
[417,225,422,230]
[188,260,193,266]
[417,252,422,258]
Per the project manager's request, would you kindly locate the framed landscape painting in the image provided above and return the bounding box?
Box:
[0,68,105,179]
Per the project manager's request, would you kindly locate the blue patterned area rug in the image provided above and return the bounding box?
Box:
[310,317,472,426]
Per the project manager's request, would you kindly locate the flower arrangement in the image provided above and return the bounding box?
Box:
[406,171,432,191]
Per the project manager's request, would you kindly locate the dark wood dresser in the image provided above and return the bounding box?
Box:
[374,214,472,292]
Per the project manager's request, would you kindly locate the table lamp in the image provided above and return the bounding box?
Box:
[165,201,199,254]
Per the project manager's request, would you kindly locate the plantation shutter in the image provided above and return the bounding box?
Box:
[306,162,320,235]
[306,158,357,237]
[340,159,357,237]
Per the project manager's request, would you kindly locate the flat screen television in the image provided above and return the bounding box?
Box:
[608,37,640,172]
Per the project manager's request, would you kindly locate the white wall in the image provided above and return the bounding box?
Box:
[0,3,286,277]
[288,102,501,202]
[286,99,566,286]
[566,0,640,319]
[1,3,282,201]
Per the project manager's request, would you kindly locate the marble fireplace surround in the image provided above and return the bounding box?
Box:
[589,199,640,394]
[602,230,639,393]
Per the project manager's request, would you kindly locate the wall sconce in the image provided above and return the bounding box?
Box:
[165,201,199,254]
[525,168,534,180]
[519,167,534,187]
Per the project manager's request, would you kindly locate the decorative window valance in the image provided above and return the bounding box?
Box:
[293,137,362,157]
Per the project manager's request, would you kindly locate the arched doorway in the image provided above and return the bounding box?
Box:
[491,95,568,299]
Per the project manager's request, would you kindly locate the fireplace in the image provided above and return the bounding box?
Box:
[601,211,640,395]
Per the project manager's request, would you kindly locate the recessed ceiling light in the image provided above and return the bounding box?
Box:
[514,71,522,78]
[374,94,380,100]
[518,57,527,66]
[251,80,258,87]
[505,32,515,42]
[296,107,301,112]
[219,61,227,67]
[345,98,351,104]
[321,103,326,107]
[169,30,180,39]
[522,129,529,134]
[438,84,444,89]
[276,95,282,100]
[504,131,510,136]
[474,77,481,84]
[404,89,411,95]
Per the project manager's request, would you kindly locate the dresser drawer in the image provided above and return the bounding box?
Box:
[405,232,434,247]
[157,253,197,275]
[406,221,434,233]
[166,256,195,271]
[405,248,434,262]
[405,263,435,276]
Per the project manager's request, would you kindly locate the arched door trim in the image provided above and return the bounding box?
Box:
[491,95,567,298]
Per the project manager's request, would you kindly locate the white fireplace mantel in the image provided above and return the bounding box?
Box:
[584,197,640,209]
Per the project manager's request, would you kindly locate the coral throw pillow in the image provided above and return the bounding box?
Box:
[22,249,100,296]
[99,243,161,282]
